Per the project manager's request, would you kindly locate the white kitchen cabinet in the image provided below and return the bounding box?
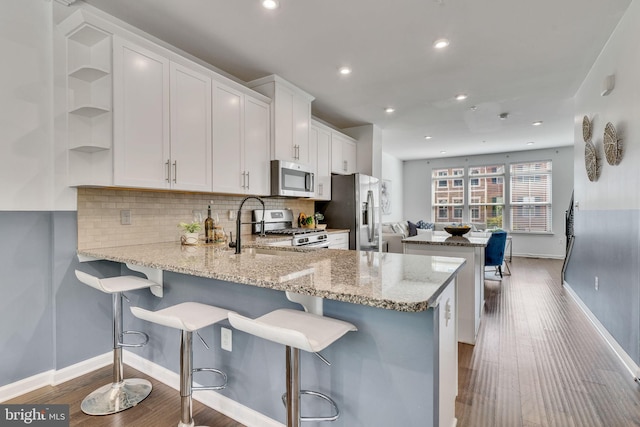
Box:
[113,37,212,191]
[310,121,331,200]
[243,96,271,195]
[169,62,212,192]
[328,231,349,249]
[331,132,357,175]
[113,36,170,189]
[212,82,270,195]
[248,75,314,167]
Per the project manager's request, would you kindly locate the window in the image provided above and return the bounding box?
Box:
[468,165,504,228]
[510,161,552,232]
[432,168,464,222]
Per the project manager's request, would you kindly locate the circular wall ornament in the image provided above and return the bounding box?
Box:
[582,115,592,142]
[584,141,599,182]
[603,122,622,165]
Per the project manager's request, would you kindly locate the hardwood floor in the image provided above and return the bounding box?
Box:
[5,365,243,427]
[457,257,640,427]
[5,258,640,426]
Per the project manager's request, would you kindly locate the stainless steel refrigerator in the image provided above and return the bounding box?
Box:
[324,173,382,251]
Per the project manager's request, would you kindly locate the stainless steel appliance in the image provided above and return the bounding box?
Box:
[323,173,381,251]
[253,209,329,248]
[270,160,314,198]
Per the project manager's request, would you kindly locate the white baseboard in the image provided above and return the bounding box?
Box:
[564,281,640,380]
[0,352,112,403]
[1,350,280,426]
[123,350,283,427]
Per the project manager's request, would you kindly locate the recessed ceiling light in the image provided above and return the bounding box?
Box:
[532,120,543,126]
[262,0,279,10]
[424,136,432,140]
[338,66,352,75]
[433,38,450,49]
[440,150,447,154]
[455,93,468,101]
[526,141,535,146]
[385,107,395,113]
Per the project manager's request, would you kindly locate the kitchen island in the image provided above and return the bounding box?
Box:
[403,233,489,345]
[78,243,465,427]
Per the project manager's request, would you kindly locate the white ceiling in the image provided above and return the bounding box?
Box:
[82,0,631,160]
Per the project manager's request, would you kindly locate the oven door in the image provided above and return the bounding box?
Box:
[299,240,330,249]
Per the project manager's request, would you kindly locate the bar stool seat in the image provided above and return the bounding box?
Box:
[75,270,160,416]
[131,302,232,427]
[228,309,356,427]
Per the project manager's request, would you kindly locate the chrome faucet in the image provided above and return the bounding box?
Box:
[229,196,265,254]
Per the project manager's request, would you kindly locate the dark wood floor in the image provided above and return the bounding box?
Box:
[457,257,640,427]
[5,365,244,427]
[6,258,640,426]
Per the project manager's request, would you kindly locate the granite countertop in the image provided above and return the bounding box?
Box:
[78,242,465,312]
[403,233,489,247]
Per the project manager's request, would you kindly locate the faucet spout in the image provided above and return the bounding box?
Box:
[231,196,266,254]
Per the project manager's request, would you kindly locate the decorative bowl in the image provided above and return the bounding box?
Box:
[444,225,471,236]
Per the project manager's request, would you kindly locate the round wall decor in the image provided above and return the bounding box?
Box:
[584,141,599,182]
[582,116,592,142]
[603,122,622,165]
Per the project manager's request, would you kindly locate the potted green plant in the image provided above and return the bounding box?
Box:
[314,212,326,230]
[178,221,201,245]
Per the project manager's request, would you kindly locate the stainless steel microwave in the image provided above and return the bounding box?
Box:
[271,160,314,198]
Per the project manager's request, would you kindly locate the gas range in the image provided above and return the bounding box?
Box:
[253,209,329,247]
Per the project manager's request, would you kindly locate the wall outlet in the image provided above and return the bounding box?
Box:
[595,276,599,291]
[221,327,232,351]
[120,210,131,225]
[228,210,235,220]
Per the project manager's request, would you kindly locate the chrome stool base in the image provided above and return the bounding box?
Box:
[81,378,152,416]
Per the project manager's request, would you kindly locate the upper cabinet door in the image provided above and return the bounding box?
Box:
[212,82,244,194]
[292,92,310,165]
[244,96,271,196]
[310,123,331,200]
[113,36,170,188]
[331,132,357,174]
[169,62,212,192]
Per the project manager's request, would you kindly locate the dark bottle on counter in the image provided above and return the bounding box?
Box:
[205,205,214,243]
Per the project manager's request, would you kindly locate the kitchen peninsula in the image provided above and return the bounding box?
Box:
[403,233,489,345]
[78,243,465,427]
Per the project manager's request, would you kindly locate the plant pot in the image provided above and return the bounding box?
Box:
[181,232,199,245]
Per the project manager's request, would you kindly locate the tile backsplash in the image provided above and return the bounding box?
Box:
[77,188,314,249]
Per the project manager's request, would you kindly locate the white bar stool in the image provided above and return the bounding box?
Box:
[75,270,161,415]
[130,302,231,427]
[228,309,357,427]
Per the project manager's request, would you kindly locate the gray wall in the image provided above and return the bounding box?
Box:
[0,211,114,386]
[566,0,640,367]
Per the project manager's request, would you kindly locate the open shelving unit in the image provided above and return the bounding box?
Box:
[67,23,112,152]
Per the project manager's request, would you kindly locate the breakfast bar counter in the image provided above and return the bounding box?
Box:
[78,242,464,312]
[77,243,465,427]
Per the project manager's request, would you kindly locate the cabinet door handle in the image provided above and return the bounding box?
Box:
[343,160,347,172]
[172,161,177,183]
[166,160,171,183]
[246,171,250,189]
[319,183,323,196]
[241,171,246,189]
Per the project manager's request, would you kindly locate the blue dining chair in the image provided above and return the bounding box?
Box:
[485,231,508,278]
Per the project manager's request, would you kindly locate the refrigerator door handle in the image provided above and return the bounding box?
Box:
[367,190,374,242]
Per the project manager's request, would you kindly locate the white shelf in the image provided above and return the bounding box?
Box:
[69,105,110,118]
[69,66,109,82]
[68,24,109,46]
